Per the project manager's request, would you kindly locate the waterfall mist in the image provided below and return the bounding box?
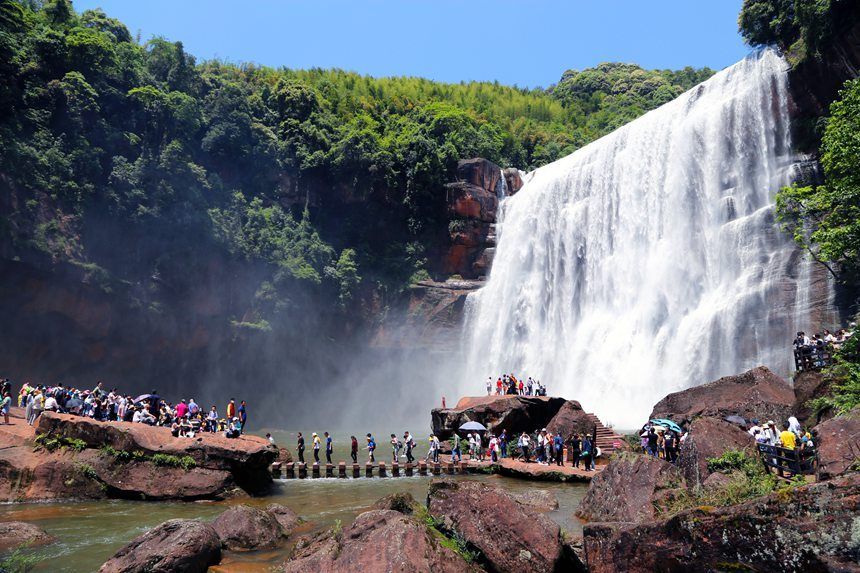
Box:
[463,49,831,428]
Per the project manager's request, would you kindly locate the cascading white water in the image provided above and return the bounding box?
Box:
[464,49,827,427]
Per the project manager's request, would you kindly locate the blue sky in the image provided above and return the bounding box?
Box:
[74,0,749,88]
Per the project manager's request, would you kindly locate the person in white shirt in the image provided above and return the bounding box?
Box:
[44,395,58,412]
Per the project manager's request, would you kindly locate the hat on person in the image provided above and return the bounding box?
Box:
[767,420,775,426]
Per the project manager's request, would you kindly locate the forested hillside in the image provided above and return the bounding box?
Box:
[0,0,715,327]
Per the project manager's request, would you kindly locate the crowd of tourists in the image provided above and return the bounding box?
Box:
[793,325,854,369]
[747,416,815,452]
[450,427,597,470]
[639,424,684,463]
[0,378,248,439]
[486,374,547,396]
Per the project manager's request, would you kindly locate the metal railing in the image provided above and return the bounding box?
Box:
[793,345,833,372]
[756,443,817,477]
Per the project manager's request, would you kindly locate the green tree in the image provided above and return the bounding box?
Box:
[777,78,860,280]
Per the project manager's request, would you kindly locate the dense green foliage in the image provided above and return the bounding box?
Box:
[738,0,856,60]
[0,0,712,330]
[777,79,860,283]
[808,327,860,416]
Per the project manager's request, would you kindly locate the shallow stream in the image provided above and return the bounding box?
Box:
[0,473,588,572]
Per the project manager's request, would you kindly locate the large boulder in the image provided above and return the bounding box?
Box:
[813,410,860,481]
[576,456,683,523]
[650,366,795,427]
[677,417,755,488]
[427,479,582,573]
[36,412,277,495]
[431,395,568,441]
[792,369,834,424]
[212,505,286,552]
[99,519,221,573]
[456,158,502,194]
[546,400,594,440]
[283,509,476,573]
[0,521,55,551]
[372,492,419,514]
[266,503,301,536]
[583,474,860,573]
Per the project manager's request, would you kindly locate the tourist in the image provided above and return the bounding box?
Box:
[779,423,797,450]
[44,393,59,412]
[537,429,547,465]
[520,432,531,462]
[366,433,376,463]
[553,432,564,466]
[266,432,275,445]
[390,433,401,463]
[570,433,581,468]
[646,428,658,457]
[351,435,358,463]
[238,400,247,433]
[1,391,10,425]
[486,378,492,396]
[489,434,499,462]
[426,434,439,463]
[324,431,333,464]
[451,432,461,462]
[188,398,200,417]
[312,432,321,464]
[788,416,802,437]
[404,432,415,463]
[207,406,218,432]
[664,431,677,463]
[581,435,593,471]
[468,433,477,460]
[296,432,305,464]
[226,398,236,421]
[496,377,502,395]
[225,418,241,439]
[499,429,507,459]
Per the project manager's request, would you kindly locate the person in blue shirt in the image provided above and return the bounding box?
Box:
[324,431,333,464]
[237,400,247,433]
[366,433,376,463]
[499,429,508,459]
[553,433,564,466]
[581,436,593,471]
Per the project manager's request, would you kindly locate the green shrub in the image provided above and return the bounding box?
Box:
[0,545,43,573]
[33,433,87,453]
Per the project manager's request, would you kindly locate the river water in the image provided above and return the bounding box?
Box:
[0,429,589,572]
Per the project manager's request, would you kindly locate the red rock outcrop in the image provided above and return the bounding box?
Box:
[427,479,583,573]
[443,158,505,279]
[99,518,222,573]
[283,509,477,573]
[212,505,287,552]
[649,366,795,426]
[576,456,684,523]
[813,410,860,481]
[546,400,595,440]
[677,416,755,488]
[0,410,276,502]
[431,395,568,441]
[582,474,860,573]
[793,369,834,424]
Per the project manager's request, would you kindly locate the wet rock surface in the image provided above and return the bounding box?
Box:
[511,489,559,511]
[283,509,477,573]
[0,520,56,551]
[576,456,683,523]
[212,505,286,552]
[583,474,860,573]
[427,478,583,573]
[99,518,221,573]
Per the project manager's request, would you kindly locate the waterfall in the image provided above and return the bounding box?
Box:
[463,49,827,428]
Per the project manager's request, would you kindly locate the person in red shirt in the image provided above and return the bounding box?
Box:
[226,399,236,420]
[496,378,502,395]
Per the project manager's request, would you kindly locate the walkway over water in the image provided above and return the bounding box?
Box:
[277,455,602,482]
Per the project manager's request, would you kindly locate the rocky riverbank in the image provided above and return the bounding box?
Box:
[0,408,277,502]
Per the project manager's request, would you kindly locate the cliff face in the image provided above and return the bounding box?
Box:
[786,17,860,150]
[441,159,523,280]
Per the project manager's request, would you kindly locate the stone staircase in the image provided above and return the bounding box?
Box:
[584,412,627,455]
